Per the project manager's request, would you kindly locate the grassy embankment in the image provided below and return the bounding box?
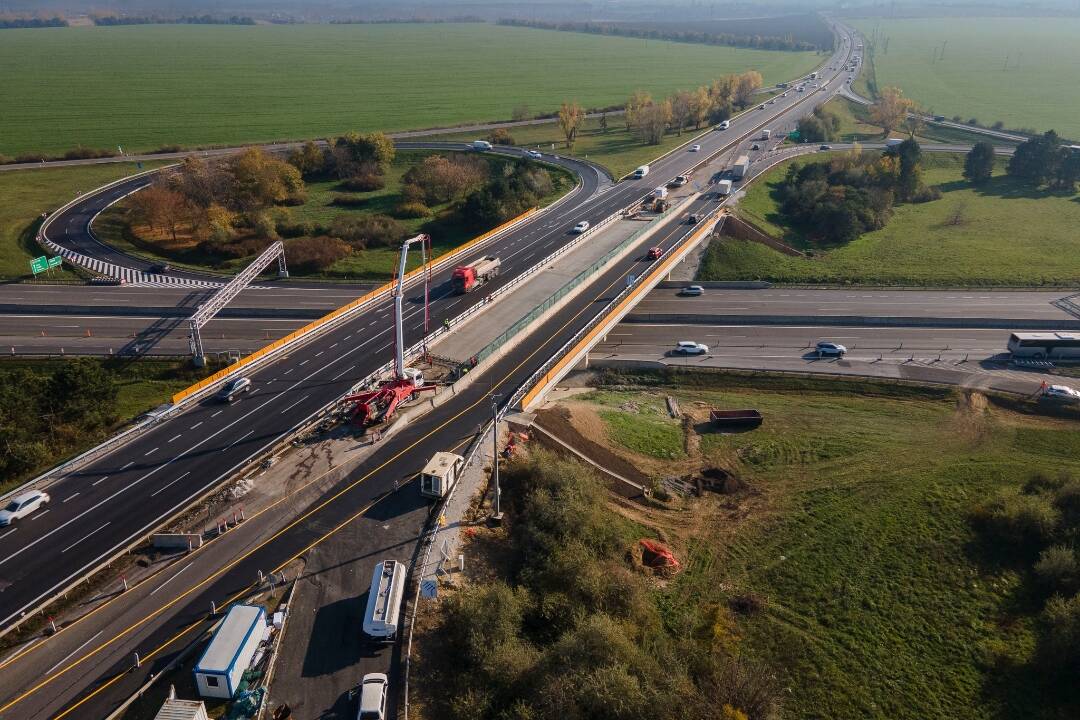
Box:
[0,358,220,493]
[94,150,575,281]
[848,17,1080,139]
[576,374,1080,719]
[703,152,1080,286]
[0,162,170,280]
[0,23,819,157]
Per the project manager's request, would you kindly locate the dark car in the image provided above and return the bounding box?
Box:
[148,263,172,274]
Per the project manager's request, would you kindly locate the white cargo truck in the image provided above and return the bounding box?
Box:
[732,155,750,180]
[363,560,406,641]
[419,451,465,498]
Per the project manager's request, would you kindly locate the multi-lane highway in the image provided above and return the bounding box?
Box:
[0,29,864,719]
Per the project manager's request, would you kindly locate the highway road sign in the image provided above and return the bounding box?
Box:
[47,256,62,269]
[30,256,47,274]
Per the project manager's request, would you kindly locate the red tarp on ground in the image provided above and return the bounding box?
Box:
[639,539,680,568]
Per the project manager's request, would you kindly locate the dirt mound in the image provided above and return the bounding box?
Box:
[534,406,650,485]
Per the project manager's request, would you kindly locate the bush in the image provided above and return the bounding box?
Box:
[283,236,351,272]
[1034,546,1078,595]
[340,173,385,192]
[328,213,404,249]
[487,128,516,146]
[394,201,432,219]
[971,493,1060,556]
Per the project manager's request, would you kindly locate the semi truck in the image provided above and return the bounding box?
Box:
[452,256,500,293]
[732,155,750,180]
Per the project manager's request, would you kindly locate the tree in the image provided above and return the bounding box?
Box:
[869,86,915,137]
[963,142,996,185]
[557,101,584,149]
[632,100,672,145]
[732,71,762,108]
[669,90,693,134]
[624,90,652,131]
[689,86,711,129]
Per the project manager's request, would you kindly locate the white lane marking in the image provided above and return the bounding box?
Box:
[223,430,254,453]
[0,528,16,540]
[168,434,182,442]
[279,395,310,415]
[149,562,192,596]
[91,476,109,487]
[144,447,159,456]
[61,522,110,553]
[211,410,223,418]
[63,493,80,503]
[150,471,191,498]
[45,630,103,674]
[190,422,203,430]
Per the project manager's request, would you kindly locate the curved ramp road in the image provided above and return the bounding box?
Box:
[0,32,862,719]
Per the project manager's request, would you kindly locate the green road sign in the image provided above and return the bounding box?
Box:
[47,256,62,269]
[30,256,48,274]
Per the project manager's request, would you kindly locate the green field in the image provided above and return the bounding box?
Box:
[583,374,1080,719]
[0,23,820,157]
[705,152,1080,286]
[0,162,171,280]
[849,17,1080,139]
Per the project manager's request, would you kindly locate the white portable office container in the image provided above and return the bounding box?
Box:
[420,451,465,498]
[363,560,406,640]
[193,604,265,699]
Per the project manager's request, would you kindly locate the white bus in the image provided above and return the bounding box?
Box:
[1007,332,1080,360]
[363,560,406,641]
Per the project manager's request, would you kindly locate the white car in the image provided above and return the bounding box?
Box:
[1044,385,1080,403]
[0,490,50,526]
[816,341,848,357]
[357,673,388,720]
[674,341,708,355]
[689,144,701,152]
[571,220,590,234]
[525,149,543,159]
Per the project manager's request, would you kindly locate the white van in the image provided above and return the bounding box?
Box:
[363,560,406,641]
[471,140,492,151]
[632,165,650,178]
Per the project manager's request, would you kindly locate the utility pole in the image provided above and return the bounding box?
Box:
[490,395,502,523]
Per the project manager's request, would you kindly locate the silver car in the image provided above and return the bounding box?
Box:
[0,490,50,526]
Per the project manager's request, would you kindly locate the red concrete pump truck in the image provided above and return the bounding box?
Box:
[344,234,437,428]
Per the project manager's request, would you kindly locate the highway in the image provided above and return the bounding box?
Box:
[0,30,862,718]
[593,322,1064,396]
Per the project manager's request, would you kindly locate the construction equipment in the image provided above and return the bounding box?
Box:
[451,256,500,294]
[343,235,437,427]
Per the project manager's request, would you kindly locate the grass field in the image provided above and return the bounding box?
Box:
[581,374,1080,718]
[849,17,1080,139]
[0,162,170,280]
[704,152,1080,286]
[0,23,820,157]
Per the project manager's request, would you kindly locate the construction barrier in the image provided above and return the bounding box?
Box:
[519,215,721,410]
[170,207,539,404]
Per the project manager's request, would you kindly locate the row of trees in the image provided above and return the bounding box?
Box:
[776,139,937,245]
[496,18,824,52]
[425,450,781,720]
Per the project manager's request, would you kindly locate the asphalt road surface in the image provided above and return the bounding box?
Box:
[0,29,863,719]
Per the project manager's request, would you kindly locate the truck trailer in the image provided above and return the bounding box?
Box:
[731,155,750,180]
[452,256,500,293]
